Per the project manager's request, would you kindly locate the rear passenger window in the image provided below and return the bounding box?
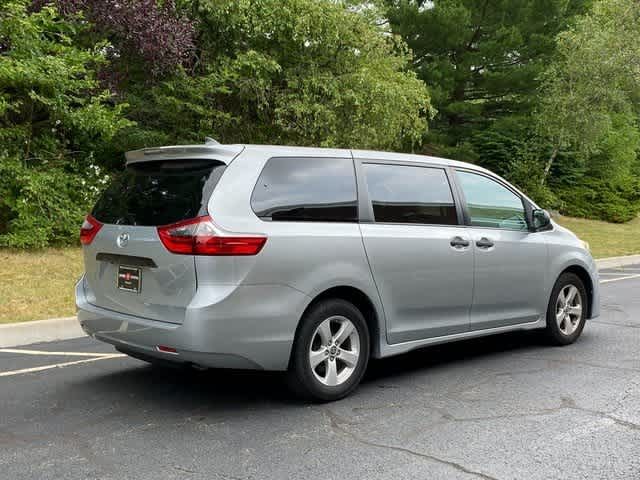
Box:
[363,163,458,225]
[251,157,358,222]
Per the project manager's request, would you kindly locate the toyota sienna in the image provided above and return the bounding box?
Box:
[76,140,599,401]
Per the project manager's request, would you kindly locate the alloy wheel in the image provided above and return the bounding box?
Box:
[555,284,583,336]
[308,315,360,387]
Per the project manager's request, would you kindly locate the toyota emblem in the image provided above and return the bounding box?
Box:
[116,232,129,248]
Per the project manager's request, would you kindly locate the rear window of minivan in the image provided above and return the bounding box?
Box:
[92,160,226,226]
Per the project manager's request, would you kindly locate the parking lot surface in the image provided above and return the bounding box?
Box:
[1,269,639,480]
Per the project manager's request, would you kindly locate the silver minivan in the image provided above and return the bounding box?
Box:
[76,141,599,401]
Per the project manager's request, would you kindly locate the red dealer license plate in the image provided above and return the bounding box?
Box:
[117,265,141,293]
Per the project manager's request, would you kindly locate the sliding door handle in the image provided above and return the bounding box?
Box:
[450,236,470,248]
[476,237,494,249]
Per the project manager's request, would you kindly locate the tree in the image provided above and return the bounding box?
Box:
[533,0,640,222]
[385,0,590,155]
[0,1,131,246]
[537,0,640,186]
[118,0,433,153]
[31,0,196,81]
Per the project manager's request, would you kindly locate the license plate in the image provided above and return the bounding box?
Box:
[117,265,141,293]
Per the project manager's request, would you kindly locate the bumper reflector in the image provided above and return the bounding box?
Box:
[156,345,178,354]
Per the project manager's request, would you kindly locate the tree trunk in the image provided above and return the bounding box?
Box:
[541,146,558,186]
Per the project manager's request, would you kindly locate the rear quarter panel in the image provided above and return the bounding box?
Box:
[202,147,386,351]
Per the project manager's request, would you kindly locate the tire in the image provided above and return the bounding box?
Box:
[544,272,588,346]
[287,298,370,402]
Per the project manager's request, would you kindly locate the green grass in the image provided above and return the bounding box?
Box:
[554,215,640,259]
[0,247,83,324]
[0,215,638,323]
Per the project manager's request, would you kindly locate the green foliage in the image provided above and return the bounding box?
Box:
[555,178,640,223]
[470,116,536,177]
[386,0,589,151]
[0,1,131,159]
[536,0,640,220]
[120,0,433,152]
[0,1,131,246]
[0,156,109,247]
[537,0,640,163]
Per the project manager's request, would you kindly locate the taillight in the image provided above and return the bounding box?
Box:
[157,216,266,256]
[80,215,103,245]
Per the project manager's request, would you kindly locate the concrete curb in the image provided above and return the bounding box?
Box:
[0,317,83,348]
[595,254,640,270]
[1,254,640,348]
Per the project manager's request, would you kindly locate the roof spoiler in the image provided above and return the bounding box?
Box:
[125,140,243,165]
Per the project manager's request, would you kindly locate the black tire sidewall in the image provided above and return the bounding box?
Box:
[288,299,370,402]
[545,272,588,345]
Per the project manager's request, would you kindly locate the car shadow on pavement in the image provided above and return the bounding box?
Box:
[364,330,548,384]
[70,329,561,410]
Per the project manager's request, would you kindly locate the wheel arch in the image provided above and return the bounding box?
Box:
[293,286,382,362]
[559,264,594,319]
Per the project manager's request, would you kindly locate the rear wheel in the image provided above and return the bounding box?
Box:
[287,299,370,402]
[544,273,587,345]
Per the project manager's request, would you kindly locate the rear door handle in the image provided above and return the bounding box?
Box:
[475,237,494,249]
[450,236,470,248]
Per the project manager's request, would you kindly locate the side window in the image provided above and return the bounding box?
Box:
[251,157,358,222]
[362,163,458,225]
[456,170,527,231]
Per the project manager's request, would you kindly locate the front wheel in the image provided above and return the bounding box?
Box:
[287,299,370,402]
[544,273,588,345]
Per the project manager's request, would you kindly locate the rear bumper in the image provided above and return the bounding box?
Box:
[75,276,309,371]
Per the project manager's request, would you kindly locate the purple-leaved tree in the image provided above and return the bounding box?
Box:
[32,0,195,78]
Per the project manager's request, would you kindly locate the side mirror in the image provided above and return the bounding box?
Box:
[531,209,552,232]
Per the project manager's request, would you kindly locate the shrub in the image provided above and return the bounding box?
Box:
[0,1,130,247]
[556,178,640,223]
[0,156,109,247]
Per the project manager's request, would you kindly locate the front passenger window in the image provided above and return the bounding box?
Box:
[456,171,527,231]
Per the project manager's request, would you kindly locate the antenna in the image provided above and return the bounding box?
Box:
[204,136,220,145]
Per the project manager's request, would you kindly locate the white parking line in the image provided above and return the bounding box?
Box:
[0,348,127,377]
[600,274,640,284]
[0,354,126,378]
[0,348,120,357]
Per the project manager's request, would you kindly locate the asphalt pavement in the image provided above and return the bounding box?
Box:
[1,268,639,480]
